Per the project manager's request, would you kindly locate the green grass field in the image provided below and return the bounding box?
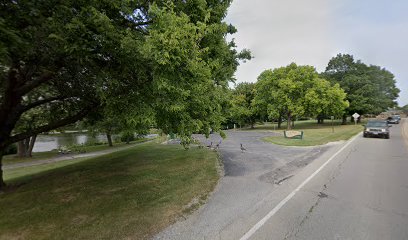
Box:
[0,143,219,240]
[261,120,364,146]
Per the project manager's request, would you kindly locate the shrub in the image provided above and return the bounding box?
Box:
[120,132,135,143]
[4,144,17,155]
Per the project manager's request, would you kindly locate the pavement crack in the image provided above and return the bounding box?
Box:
[274,175,294,185]
[292,194,326,239]
[284,188,335,240]
[318,191,328,198]
[322,147,355,190]
[285,146,357,239]
[284,196,322,240]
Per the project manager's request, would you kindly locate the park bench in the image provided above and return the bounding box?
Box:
[284,130,303,139]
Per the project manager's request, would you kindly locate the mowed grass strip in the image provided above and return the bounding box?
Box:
[262,121,364,146]
[0,143,219,240]
[2,138,152,165]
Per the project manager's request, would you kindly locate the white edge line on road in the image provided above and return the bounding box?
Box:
[239,133,360,240]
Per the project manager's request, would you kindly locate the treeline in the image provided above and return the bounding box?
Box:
[227,54,400,129]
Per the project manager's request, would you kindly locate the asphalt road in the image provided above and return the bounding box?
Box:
[154,130,343,240]
[247,119,408,240]
[154,121,408,240]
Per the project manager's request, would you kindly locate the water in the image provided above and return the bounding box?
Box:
[33,133,110,152]
[33,133,158,152]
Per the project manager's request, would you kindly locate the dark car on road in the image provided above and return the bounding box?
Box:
[363,120,391,139]
[387,116,400,124]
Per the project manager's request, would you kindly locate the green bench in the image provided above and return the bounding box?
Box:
[284,130,303,139]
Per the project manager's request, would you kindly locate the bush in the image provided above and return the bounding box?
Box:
[66,141,107,153]
[120,132,135,143]
[4,144,17,155]
[85,141,105,146]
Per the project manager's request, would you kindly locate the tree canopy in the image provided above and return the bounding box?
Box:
[254,63,348,129]
[401,104,408,115]
[0,0,250,189]
[229,82,258,128]
[323,54,400,122]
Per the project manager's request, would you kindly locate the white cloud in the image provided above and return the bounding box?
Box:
[226,0,408,105]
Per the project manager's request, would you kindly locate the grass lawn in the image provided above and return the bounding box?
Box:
[2,138,152,165]
[261,120,364,146]
[0,143,220,240]
[3,151,58,165]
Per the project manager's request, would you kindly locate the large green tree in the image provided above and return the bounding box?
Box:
[255,63,348,129]
[304,79,349,123]
[0,1,249,190]
[229,82,258,128]
[323,54,400,123]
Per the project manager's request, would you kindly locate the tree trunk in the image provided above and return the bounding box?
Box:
[317,115,324,124]
[17,140,26,157]
[0,149,6,191]
[27,135,37,157]
[342,115,347,125]
[17,136,37,158]
[278,115,282,129]
[107,133,113,147]
[24,138,30,157]
[287,113,292,130]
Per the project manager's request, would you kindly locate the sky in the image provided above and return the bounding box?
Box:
[225,0,408,106]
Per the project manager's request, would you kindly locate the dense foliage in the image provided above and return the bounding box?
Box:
[254,63,348,129]
[323,54,400,122]
[229,82,258,128]
[400,104,408,115]
[0,0,250,189]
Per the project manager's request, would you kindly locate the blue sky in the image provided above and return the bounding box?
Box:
[225,0,408,105]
